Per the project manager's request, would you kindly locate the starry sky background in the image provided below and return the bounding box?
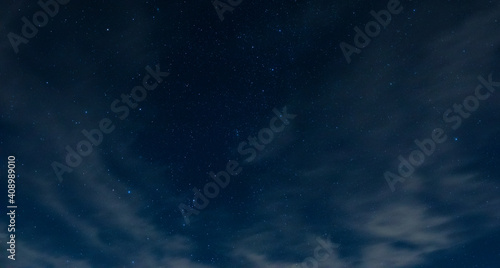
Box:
[1,0,500,267]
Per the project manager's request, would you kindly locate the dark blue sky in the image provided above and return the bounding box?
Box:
[1,0,500,267]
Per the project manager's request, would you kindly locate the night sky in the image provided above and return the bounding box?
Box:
[1,0,500,267]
